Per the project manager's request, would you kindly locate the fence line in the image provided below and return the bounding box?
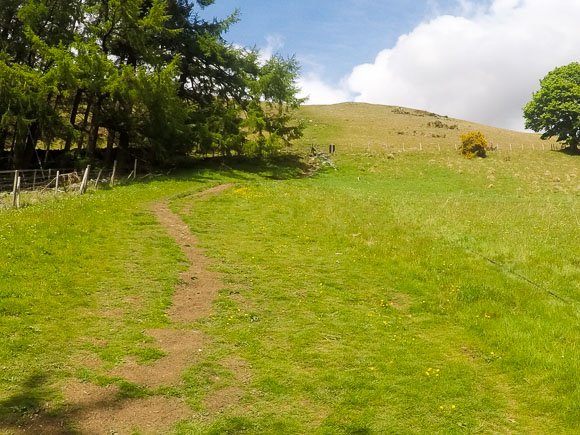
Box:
[1,159,141,210]
[341,142,562,154]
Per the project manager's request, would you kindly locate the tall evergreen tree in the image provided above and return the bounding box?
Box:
[0,0,304,169]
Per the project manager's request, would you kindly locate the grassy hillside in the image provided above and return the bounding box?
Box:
[298,103,552,152]
[1,104,580,433]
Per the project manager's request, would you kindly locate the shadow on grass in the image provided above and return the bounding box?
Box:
[169,153,312,181]
[0,373,71,433]
[109,153,310,184]
[0,153,313,205]
[0,372,163,434]
[559,147,580,156]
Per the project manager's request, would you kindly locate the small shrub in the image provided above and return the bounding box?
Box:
[428,120,445,128]
[459,131,488,158]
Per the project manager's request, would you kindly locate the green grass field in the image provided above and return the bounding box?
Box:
[1,104,580,433]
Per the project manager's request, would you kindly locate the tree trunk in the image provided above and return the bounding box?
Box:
[117,130,130,169]
[64,89,83,152]
[9,126,17,153]
[13,122,39,169]
[0,128,7,151]
[86,102,102,157]
[105,129,116,165]
[76,100,92,151]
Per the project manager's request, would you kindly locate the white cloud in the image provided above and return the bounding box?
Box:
[306,0,580,130]
[297,73,352,105]
[258,34,284,65]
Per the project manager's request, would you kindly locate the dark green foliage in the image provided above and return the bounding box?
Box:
[0,0,303,168]
[523,62,580,152]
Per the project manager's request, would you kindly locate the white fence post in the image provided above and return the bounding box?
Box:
[16,176,21,208]
[11,170,19,209]
[110,160,117,186]
[95,169,103,190]
[79,165,90,194]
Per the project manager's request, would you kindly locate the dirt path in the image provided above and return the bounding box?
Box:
[151,189,233,322]
[5,184,241,435]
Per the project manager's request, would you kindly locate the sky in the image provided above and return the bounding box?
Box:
[198,0,580,131]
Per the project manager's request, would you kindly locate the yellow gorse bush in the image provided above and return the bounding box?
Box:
[459,131,488,158]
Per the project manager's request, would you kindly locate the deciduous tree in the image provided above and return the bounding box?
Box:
[524,62,580,153]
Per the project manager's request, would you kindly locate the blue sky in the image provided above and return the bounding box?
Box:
[199,0,480,84]
[198,1,580,131]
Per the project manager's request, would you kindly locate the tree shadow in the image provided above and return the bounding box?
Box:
[0,373,72,434]
[100,153,314,193]
[0,372,188,434]
[173,153,312,181]
[559,147,580,156]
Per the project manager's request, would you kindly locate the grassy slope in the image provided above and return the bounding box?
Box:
[0,161,304,426]
[1,103,579,433]
[174,106,580,433]
[299,103,551,152]
[179,158,579,433]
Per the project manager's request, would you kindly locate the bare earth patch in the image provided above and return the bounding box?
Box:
[82,337,108,348]
[72,351,105,372]
[221,356,252,384]
[203,356,252,413]
[0,414,71,435]
[389,292,413,311]
[111,329,206,388]
[62,381,191,434]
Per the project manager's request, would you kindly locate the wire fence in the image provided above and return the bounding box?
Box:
[0,159,141,210]
[346,141,564,153]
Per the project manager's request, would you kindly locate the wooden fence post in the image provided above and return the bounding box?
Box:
[32,169,37,190]
[55,171,60,193]
[16,176,21,208]
[95,169,103,190]
[79,165,90,194]
[110,160,117,186]
[11,170,19,208]
[133,159,137,180]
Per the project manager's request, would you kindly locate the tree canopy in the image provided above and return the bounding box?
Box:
[523,62,580,152]
[0,0,305,169]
